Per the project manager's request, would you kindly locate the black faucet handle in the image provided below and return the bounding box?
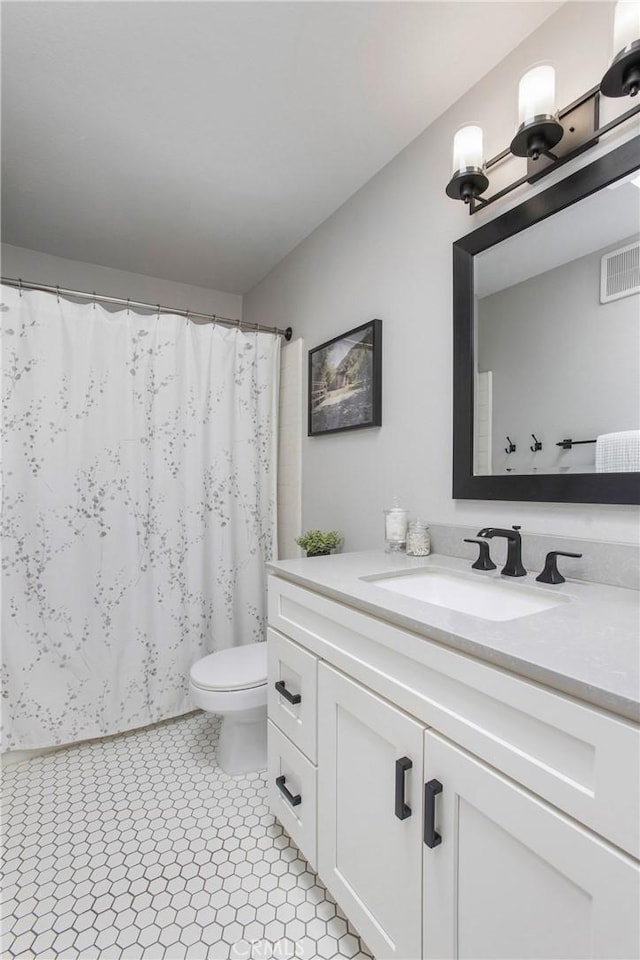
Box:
[464,538,497,571]
[536,551,582,585]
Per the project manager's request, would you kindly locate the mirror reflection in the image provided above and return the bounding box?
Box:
[474,172,640,476]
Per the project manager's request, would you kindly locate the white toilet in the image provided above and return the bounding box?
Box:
[189,642,268,776]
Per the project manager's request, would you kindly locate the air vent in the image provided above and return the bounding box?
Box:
[600,241,640,303]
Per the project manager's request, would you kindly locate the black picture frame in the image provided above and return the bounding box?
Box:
[308,319,382,436]
[453,135,640,505]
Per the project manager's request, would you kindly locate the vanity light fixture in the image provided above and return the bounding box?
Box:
[601,0,640,97]
[446,125,489,204]
[510,65,563,161]
[446,1,640,214]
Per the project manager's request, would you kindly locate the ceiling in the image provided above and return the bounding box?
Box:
[1,1,561,295]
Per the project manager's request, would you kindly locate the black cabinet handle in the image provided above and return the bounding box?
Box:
[395,757,412,820]
[424,779,443,848]
[275,775,301,807]
[275,680,301,705]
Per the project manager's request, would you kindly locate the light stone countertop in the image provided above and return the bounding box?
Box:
[267,550,640,723]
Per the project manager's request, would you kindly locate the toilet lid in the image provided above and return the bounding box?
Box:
[190,642,267,692]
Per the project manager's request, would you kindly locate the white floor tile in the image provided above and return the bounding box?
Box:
[1,713,373,959]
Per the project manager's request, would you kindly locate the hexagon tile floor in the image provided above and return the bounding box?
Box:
[1,712,373,960]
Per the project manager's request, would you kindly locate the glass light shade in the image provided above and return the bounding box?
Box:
[452,125,484,173]
[518,65,556,125]
[613,1,640,54]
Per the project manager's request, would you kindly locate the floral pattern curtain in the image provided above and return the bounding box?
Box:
[1,286,279,751]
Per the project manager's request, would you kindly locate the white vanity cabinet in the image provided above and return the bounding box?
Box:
[423,731,640,960]
[267,574,640,960]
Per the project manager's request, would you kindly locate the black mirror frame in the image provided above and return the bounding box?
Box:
[453,134,640,505]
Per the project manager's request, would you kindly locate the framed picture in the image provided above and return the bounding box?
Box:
[308,319,382,436]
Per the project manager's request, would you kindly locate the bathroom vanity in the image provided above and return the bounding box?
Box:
[266,551,640,960]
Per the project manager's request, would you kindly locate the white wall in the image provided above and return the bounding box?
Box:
[1,244,241,319]
[243,2,640,547]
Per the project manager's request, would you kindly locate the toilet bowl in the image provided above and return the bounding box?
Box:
[189,642,267,776]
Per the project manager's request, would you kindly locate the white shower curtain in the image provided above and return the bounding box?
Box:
[1,286,280,751]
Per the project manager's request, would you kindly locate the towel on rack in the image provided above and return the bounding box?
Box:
[595,430,640,472]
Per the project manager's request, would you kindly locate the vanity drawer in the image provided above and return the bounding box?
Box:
[267,628,317,762]
[267,720,317,868]
[268,575,640,859]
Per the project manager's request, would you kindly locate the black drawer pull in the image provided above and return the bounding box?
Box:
[275,775,301,807]
[395,757,412,820]
[275,680,301,705]
[424,779,443,848]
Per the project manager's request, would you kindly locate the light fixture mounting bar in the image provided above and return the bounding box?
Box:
[469,91,640,214]
[526,85,600,180]
[482,85,599,174]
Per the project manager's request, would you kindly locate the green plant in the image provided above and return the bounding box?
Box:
[295,529,343,556]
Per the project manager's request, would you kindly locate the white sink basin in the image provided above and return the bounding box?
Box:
[364,568,570,622]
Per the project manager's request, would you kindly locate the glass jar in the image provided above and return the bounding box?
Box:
[384,499,408,552]
[406,520,431,557]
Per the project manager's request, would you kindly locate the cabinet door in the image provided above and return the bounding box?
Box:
[317,663,425,960]
[423,731,640,960]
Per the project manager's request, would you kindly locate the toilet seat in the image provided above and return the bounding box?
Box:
[190,642,267,692]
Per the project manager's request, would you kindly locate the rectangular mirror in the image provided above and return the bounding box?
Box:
[453,135,640,504]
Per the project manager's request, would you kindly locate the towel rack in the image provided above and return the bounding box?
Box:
[556,438,597,450]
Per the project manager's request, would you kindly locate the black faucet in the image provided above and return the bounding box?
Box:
[476,525,526,577]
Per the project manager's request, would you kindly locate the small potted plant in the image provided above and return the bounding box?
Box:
[295,529,343,558]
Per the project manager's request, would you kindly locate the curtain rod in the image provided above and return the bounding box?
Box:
[0,276,293,341]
